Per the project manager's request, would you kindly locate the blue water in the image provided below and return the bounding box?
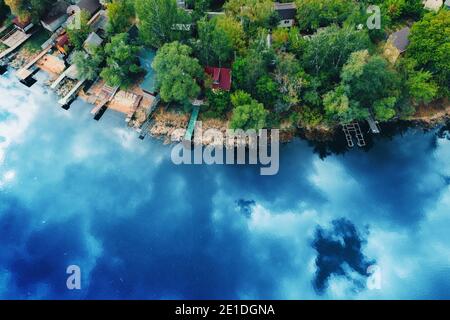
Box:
[0,71,449,299]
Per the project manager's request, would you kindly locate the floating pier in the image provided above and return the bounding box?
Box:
[343,122,366,148]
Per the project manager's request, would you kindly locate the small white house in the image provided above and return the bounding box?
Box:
[423,0,443,11]
[83,32,103,54]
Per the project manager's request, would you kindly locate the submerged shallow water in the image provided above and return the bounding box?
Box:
[0,71,449,299]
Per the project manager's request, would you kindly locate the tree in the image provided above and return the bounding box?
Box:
[195,17,234,66]
[230,91,268,130]
[106,0,135,35]
[382,0,424,22]
[66,10,91,50]
[224,0,274,27]
[323,85,368,124]
[100,33,142,88]
[295,0,355,33]
[187,0,210,22]
[255,75,279,108]
[340,50,400,109]
[407,10,450,96]
[324,49,401,123]
[204,89,231,118]
[0,0,10,23]
[152,41,203,103]
[232,48,274,94]
[5,0,55,22]
[373,97,397,121]
[399,55,438,105]
[135,0,190,48]
[72,47,104,81]
[302,25,370,89]
[215,15,246,54]
[273,52,306,112]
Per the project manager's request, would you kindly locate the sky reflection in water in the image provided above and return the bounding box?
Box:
[0,72,449,299]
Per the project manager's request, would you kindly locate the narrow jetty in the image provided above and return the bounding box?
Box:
[343,122,366,148]
[184,105,200,141]
[90,84,119,119]
[16,45,53,81]
[138,94,160,140]
[367,116,381,134]
[58,78,86,105]
[51,65,78,89]
[0,29,32,59]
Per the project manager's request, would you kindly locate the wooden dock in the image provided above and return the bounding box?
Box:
[16,45,53,80]
[89,84,119,118]
[58,79,86,105]
[343,122,366,148]
[367,116,381,134]
[0,29,32,59]
[184,105,200,141]
[51,65,78,89]
[138,94,161,139]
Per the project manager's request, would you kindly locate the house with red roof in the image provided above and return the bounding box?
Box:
[204,67,232,91]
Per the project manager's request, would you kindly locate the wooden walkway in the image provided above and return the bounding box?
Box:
[343,122,366,148]
[138,94,161,139]
[89,84,119,118]
[0,29,32,59]
[16,45,53,80]
[367,116,381,134]
[58,79,86,105]
[51,65,78,89]
[184,105,200,141]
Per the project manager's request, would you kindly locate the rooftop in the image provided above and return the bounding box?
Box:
[83,32,103,53]
[41,1,69,25]
[423,0,443,11]
[75,0,102,17]
[274,2,297,20]
[389,27,411,53]
[205,67,232,91]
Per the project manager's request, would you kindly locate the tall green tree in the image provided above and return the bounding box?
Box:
[224,0,274,27]
[135,0,190,48]
[229,90,268,130]
[72,47,104,81]
[100,33,142,88]
[152,41,203,103]
[295,0,355,33]
[5,0,55,22]
[194,17,234,66]
[407,10,450,97]
[106,0,135,35]
[302,25,370,90]
[66,10,91,50]
[0,0,10,24]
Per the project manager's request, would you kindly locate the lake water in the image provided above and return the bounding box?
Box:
[0,71,449,299]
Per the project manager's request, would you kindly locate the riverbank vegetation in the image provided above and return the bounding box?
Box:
[2,0,449,132]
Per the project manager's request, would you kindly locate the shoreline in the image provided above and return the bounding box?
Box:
[3,56,449,148]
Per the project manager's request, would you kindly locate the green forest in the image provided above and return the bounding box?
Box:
[2,0,449,131]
